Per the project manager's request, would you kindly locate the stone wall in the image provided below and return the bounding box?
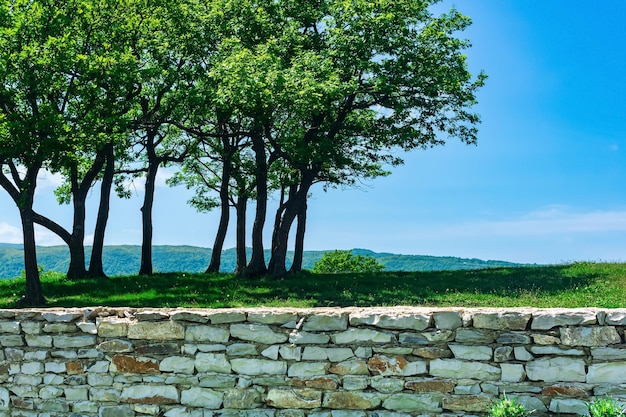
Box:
[1,307,626,417]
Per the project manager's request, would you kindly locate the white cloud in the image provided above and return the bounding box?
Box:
[0,222,22,244]
[424,206,626,239]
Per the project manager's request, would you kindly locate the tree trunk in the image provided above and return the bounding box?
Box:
[66,191,87,279]
[206,142,231,273]
[290,197,307,273]
[88,142,114,278]
[19,208,46,306]
[267,185,288,274]
[234,194,247,274]
[139,160,159,275]
[243,134,269,277]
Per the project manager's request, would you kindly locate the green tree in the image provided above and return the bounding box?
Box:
[312,250,385,274]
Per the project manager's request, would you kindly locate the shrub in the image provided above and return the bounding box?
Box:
[487,394,531,417]
[587,398,626,417]
[312,250,385,274]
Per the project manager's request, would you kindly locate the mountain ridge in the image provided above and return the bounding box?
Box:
[0,244,524,279]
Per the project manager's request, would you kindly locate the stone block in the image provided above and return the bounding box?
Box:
[223,388,262,409]
[322,392,381,410]
[497,332,532,344]
[549,398,589,415]
[180,387,223,408]
[382,393,442,413]
[0,321,20,334]
[288,362,329,378]
[473,311,531,330]
[587,362,626,384]
[449,344,492,361]
[405,379,455,393]
[531,310,596,330]
[96,318,129,338]
[121,385,179,404]
[97,339,134,353]
[494,346,514,362]
[443,394,493,412]
[289,331,331,344]
[529,346,584,356]
[591,347,626,360]
[328,360,369,376]
[349,312,431,330]
[266,388,322,409]
[185,325,230,343]
[195,353,232,373]
[231,323,288,344]
[604,310,626,325]
[207,311,246,324]
[500,363,526,382]
[231,358,287,375]
[526,357,586,382]
[127,321,184,340]
[433,311,463,330]
[247,311,299,325]
[227,343,259,356]
[160,356,195,374]
[560,326,621,346]
[370,376,405,393]
[331,328,395,345]
[42,311,81,323]
[303,313,349,331]
[169,310,209,323]
[430,359,501,381]
[110,355,159,374]
[455,328,498,343]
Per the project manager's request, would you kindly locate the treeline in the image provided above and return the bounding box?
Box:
[0,244,521,279]
[0,0,485,305]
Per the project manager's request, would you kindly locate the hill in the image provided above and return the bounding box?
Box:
[0,244,522,279]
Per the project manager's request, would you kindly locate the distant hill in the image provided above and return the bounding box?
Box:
[0,244,523,279]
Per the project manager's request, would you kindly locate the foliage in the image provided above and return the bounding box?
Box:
[487,394,531,417]
[313,250,385,274]
[0,261,624,309]
[587,398,626,417]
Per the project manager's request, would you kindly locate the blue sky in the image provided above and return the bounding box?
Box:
[1,1,626,264]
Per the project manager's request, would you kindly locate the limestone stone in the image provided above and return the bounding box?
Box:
[497,332,532,344]
[331,328,395,345]
[223,388,263,409]
[0,335,23,346]
[560,326,621,346]
[349,312,430,331]
[21,362,44,374]
[526,357,586,382]
[110,355,160,374]
[180,387,223,409]
[288,362,330,377]
[53,335,96,348]
[500,364,526,382]
[0,321,19,334]
[160,356,195,374]
[454,383,481,395]
[227,343,259,356]
[373,347,413,355]
[208,311,246,324]
[449,344,492,361]
[472,311,531,330]
[342,376,369,390]
[278,345,302,361]
[24,335,52,347]
[231,323,288,344]
[262,345,280,360]
[78,348,103,358]
[266,388,322,409]
[497,383,542,394]
[531,310,596,330]
[370,376,405,393]
[86,361,109,373]
[97,339,134,353]
[121,385,179,404]
[420,330,454,343]
[198,373,237,388]
[481,383,499,395]
[43,322,78,333]
[591,347,626,360]
[541,385,588,398]
[322,392,381,410]
[454,328,498,343]
[405,379,455,393]
[39,385,63,399]
[529,346,585,356]
[231,358,287,375]
[549,398,588,415]
[289,331,331,344]
[515,396,548,414]
[326,348,354,362]
[329,360,369,376]
[303,313,348,331]
[20,322,41,334]
[97,318,129,337]
[382,393,442,413]
[185,325,230,343]
[587,362,626,384]
[443,394,493,412]
[604,310,626,325]
[42,312,81,322]
[127,321,184,340]
[412,347,452,359]
[77,321,97,334]
[368,355,408,376]
[433,311,463,329]
[135,310,169,321]
[430,359,501,381]
[354,347,372,358]
[169,310,209,323]
[248,312,299,325]
[44,362,66,373]
[494,346,514,362]
[195,353,232,373]
[5,348,24,361]
[532,334,560,345]
[292,376,339,390]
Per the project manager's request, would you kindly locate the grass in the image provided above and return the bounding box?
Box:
[0,262,625,309]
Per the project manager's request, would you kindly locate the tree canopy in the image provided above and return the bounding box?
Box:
[0,0,485,305]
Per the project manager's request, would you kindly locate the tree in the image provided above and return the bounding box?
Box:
[312,250,385,274]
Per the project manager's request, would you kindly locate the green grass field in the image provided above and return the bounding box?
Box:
[0,262,624,308]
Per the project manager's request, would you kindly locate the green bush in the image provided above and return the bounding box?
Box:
[587,398,626,417]
[487,394,530,417]
[312,250,385,274]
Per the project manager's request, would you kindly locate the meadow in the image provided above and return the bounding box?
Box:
[0,262,623,309]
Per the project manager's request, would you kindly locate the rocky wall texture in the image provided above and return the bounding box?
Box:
[1,307,626,417]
